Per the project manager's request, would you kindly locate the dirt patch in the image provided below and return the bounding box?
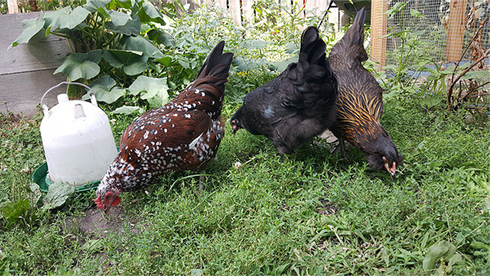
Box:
[316,199,340,216]
[67,206,142,238]
[0,113,37,137]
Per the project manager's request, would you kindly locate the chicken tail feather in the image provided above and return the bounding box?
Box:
[330,7,368,63]
[179,41,234,119]
[197,41,234,80]
[299,26,326,67]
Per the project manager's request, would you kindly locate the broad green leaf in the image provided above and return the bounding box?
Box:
[120,35,163,59]
[123,61,149,75]
[44,6,90,30]
[107,10,131,26]
[54,50,103,81]
[128,76,169,107]
[128,75,167,96]
[106,14,140,35]
[421,67,438,75]
[141,1,162,19]
[156,56,172,67]
[440,65,457,74]
[102,49,144,68]
[42,181,75,211]
[147,29,174,47]
[84,0,111,12]
[95,6,110,19]
[1,200,30,224]
[66,83,86,98]
[422,241,457,271]
[9,14,45,49]
[90,74,117,89]
[84,75,125,104]
[445,253,462,273]
[95,86,126,104]
[177,58,190,69]
[102,49,149,76]
[111,106,144,115]
[440,63,472,75]
[147,92,169,108]
[138,0,165,24]
[114,0,132,9]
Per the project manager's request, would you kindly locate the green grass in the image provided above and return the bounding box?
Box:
[1,92,489,275]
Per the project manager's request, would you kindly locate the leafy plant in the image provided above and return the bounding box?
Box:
[381,2,433,102]
[2,3,490,274]
[10,0,172,108]
[423,241,462,275]
[445,2,490,115]
[41,181,75,211]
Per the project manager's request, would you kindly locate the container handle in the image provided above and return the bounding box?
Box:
[40,81,97,115]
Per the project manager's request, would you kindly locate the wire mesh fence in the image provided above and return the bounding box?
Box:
[383,0,489,66]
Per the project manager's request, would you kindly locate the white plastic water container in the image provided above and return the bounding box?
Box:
[40,82,118,186]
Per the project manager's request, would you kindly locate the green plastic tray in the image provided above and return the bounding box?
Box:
[32,162,100,193]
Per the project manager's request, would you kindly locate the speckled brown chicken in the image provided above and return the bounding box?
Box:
[94,41,233,213]
[329,8,403,177]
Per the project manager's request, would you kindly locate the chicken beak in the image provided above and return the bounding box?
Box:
[231,120,239,134]
[388,169,396,179]
[383,157,397,179]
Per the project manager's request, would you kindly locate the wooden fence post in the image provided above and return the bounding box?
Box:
[229,0,242,25]
[305,0,317,16]
[445,0,468,62]
[216,0,227,9]
[242,0,254,24]
[370,0,388,70]
[8,0,19,14]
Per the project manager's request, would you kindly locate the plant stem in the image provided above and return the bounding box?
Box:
[446,49,490,110]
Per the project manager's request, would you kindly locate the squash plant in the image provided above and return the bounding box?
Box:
[10,0,173,110]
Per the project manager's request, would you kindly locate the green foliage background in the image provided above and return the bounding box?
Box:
[1,1,490,275]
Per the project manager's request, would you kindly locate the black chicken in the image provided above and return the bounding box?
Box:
[94,41,233,213]
[329,7,403,177]
[230,27,338,154]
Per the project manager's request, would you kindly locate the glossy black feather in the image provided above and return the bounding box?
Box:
[230,27,338,154]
